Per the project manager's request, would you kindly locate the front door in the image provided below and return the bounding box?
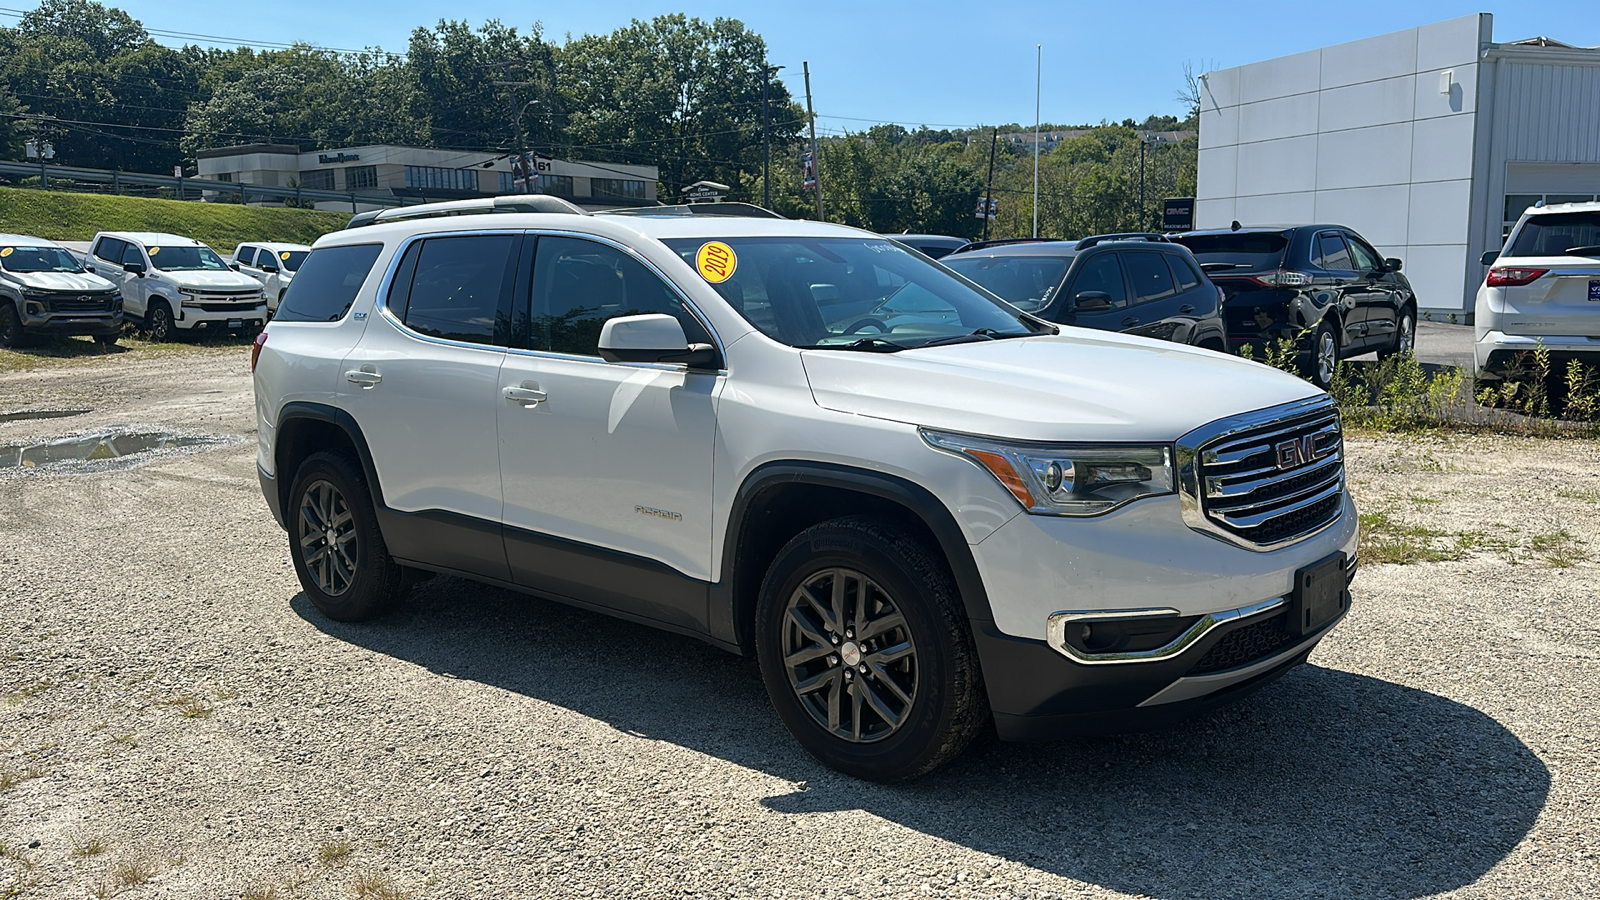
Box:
[496,234,722,631]
[1345,233,1399,346]
[1051,251,1132,334]
[1312,230,1377,350]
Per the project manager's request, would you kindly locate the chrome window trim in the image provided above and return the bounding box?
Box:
[370,227,727,365]
[1045,597,1286,665]
[1176,394,1344,551]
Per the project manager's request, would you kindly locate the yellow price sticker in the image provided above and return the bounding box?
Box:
[148,246,160,255]
[696,241,737,283]
[281,251,292,261]
[0,248,12,257]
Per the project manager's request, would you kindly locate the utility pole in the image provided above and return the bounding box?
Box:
[494,80,538,195]
[803,61,823,221]
[1139,137,1147,230]
[762,64,784,211]
[982,127,998,242]
[1033,44,1041,239]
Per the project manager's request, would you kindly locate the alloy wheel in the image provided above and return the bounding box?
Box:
[297,478,358,596]
[781,567,918,743]
[1398,314,1415,355]
[1317,330,1337,385]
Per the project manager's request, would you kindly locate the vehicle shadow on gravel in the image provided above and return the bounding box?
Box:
[295,580,1548,900]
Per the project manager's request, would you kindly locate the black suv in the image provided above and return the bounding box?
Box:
[941,234,1227,350]
[1172,226,1416,388]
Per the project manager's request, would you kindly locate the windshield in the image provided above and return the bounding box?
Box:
[275,250,309,272]
[149,245,229,271]
[0,246,84,274]
[940,254,1071,311]
[1173,232,1289,272]
[1508,211,1600,258]
[663,236,1038,350]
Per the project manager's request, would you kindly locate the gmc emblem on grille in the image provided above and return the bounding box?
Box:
[1276,435,1332,471]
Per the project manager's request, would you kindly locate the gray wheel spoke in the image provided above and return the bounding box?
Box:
[859,677,903,729]
[830,571,847,633]
[783,643,832,668]
[826,672,842,733]
[785,606,831,649]
[328,508,353,530]
[867,639,913,665]
[300,502,325,532]
[850,684,864,741]
[300,529,323,550]
[793,668,835,697]
[856,612,906,643]
[869,665,913,705]
[305,545,329,566]
[800,584,837,632]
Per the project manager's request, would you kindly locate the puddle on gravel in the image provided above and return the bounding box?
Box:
[0,409,91,423]
[0,430,232,470]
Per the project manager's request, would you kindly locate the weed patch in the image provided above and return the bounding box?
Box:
[352,871,409,900]
[319,840,353,866]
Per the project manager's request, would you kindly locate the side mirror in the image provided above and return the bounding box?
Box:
[1073,291,1113,312]
[1481,250,1499,266]
[1384,258,1403,272]
[229,263,241,270]
[598,314,718,369]
[123,261,146,276]
[260,261,279,273]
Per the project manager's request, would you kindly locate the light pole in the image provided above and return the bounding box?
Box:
[517,99,541,194]
[762,64,784,211]
[1139,133,1159,230]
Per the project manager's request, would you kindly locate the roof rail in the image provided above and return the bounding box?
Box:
[598,202,785,219]
[344,195,589,229]
[1073,232,1170,250]
[948,237,1063,255]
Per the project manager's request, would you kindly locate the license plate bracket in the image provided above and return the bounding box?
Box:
[1588,279,1600,301]
[227,318,243,329]
[1287,553,1346,637]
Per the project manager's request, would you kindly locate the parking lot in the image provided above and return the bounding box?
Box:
[0,339,1595,898]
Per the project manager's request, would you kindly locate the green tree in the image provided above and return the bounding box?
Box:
[407,19,558,155]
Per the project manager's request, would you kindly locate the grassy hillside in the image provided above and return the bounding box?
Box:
[0,187,350,253]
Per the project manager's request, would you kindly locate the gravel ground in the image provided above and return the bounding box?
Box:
[1,343,1597,899]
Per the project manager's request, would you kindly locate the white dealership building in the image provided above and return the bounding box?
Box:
[1196,13,1600,319]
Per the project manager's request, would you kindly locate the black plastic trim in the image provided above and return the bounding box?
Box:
[503,524,708,634]
[375,506,511,583]
[258,463,283,529]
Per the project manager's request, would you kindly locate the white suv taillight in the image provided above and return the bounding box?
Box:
[251,330,267,372]
[1486,267,1548,287]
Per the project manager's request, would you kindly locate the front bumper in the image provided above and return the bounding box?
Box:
[259,463,285,529]
[1475,330,1600,378]
[175,302,267,331]
[20,309,124,337]
[979,557,1355,741]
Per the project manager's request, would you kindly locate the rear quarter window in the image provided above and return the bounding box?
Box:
[273,243,384,323]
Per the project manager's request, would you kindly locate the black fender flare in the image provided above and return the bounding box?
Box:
[711,461,998,651]
[270,401,386,516]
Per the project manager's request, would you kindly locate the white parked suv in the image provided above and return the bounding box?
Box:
[87,232,266,340]
[252,208,1358,780]
[1476,200,1600,379]
[232,241,310,314]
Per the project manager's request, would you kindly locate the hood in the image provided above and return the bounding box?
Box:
[6,270,118,293]
[801,330,1322,443]
[157,269,263,290]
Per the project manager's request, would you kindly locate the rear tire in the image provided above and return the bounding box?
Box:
[287,451,408,622]
[755,515,987,781]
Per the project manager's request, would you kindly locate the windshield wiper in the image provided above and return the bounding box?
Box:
[801,337,910,352]
[1199,262,1251,271]
[921,328,1030,347]
[1564,245,1600,258]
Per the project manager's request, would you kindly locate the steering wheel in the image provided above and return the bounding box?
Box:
[843,317,889,335]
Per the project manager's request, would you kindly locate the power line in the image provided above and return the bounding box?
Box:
[0,6,394,56]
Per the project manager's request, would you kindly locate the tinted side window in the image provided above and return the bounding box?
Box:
[274,243,383,323]
[1124,251,1177,303]
[1346,236,1382,272]
[236,247,256,267]
[1066,253,1127,309]
[121,243,145,266]
[93,237,126,263]
[532,236,710,356]
[400,235,517,346]
[1164,253,1201,291]
[1314,233,1354,270]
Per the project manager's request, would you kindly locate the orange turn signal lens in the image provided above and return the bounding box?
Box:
[966,449,1036,508]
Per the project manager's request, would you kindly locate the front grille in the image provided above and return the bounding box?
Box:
[46,293,116,313]
[1188,612,1298,675]
[197,301,261,312]
[1194,402,1344,547]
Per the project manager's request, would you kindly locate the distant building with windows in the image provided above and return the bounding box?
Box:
[994,130,1195,152]
[1196,13,1600,319]
[194,143,658,212]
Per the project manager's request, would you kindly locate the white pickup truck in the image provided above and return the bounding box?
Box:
[87,231,266,340]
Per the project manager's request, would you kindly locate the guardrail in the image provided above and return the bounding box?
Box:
[0,160,412,212]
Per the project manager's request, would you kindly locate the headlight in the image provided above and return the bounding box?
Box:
[178,287,203,296]
[20,289,49,299]
[922,429,1175,516]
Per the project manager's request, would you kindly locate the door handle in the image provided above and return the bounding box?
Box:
[1120,317,1140,328]
[345,368,381,387]
[1179,305,1195,314]
[503,384,547,406]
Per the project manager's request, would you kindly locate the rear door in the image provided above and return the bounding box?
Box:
[1119,248,1189,342]
[1496,210,1600,337]
[1311,230,1371,349]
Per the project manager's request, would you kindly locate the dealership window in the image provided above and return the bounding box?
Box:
[592,178,647,200]
[497,173,575,197]
[344,165,379,191]
[216,172,232,183]
[1504,193,1600,241]
[404,165,478,192]
[301,169,335,191]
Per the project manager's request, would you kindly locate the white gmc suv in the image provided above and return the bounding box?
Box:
[252,207,1358,781]
[87,232,266,340]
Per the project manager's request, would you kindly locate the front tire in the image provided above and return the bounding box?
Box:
[146,301,176,343]
[755,516,987,781]
[0,302,32,348]
[1380,308,1416,361]
[287,451,408,622]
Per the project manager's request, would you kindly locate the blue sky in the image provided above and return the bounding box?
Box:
[26,1,1600,134]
